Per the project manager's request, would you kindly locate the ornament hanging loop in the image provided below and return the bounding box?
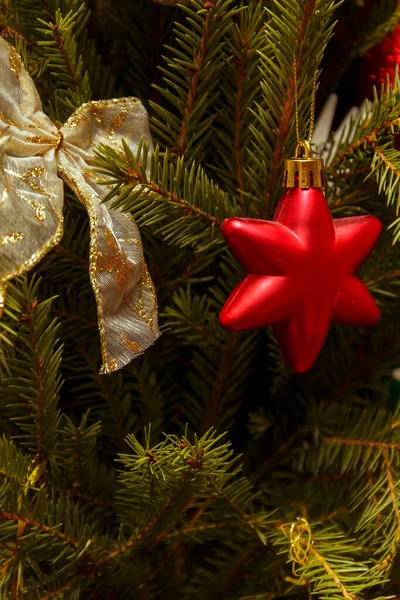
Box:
[284,141,326,189]
[294,140,312,159]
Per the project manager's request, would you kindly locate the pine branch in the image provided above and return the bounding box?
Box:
[354,0,400,58]
[0,285,19,376]
[207,3,266,206]
[370,140,400,242]
[165,283,259,432]
[325,78,400,236]
[36,5,93,117]
[248,0,339,215]
[276,525,388,600]
[94,140,240,251]
[0,510,81,551]
[72,344,132,453]
[183,538,276,599]
[351,447,400,567]
[0,437,32,490]
[113,428,271,564]
[38,576,81,600]
[150,0,239,164]
[7,1,115,121]
[4,278,62,462]
[0,488,102,596]
[56,411,102,487]
[382,450,400,561]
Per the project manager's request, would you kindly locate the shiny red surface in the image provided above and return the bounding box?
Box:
[220,187,382,372]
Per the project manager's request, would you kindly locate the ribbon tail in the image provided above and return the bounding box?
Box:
[90,200,160,375]
[58,98,160,373]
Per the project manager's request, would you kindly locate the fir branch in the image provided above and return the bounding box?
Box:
[176,3,212,155]
[184,538,275,599]
[101,0,156,104]
[113,428,270,564]
[277,526,388,600]
[263,1,318,210]
[355,0,400,58]
[39,576,81,600]
[293,404,400,475]
[4,278,62,462]
[164,519,265,537]
[372,142,400,182]
[126,169,221,228]
[212,3,266,207]
[323,437,400,450]
[248,0,339,215]
[308,545,358,600]
[370,140,400,242]
[0,288,19,376]
[56,411,102,488]
[94,140,240,250]
[201,341,234,433]
[0,510,81,550]
[125,356,166,440]
[150,0,239,164]
[36,5,93,115]
[164,287,228,351]
[101,493,180,564]
[382,450,400,559]
[326,75,400,209]
[215,541,266,597]
[234,44,246,210]
[74,345,130,452]
[0,437,32,489]
[16,1,115,120]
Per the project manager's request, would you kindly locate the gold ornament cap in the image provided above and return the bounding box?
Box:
[283,140,326,189]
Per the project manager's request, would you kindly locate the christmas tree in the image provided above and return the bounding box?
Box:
[1,0,400,597]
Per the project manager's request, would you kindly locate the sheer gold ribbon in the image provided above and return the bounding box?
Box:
[0,38,159,373]
[281,518,312,586]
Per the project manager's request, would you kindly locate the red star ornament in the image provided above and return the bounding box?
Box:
[220,187,382,372]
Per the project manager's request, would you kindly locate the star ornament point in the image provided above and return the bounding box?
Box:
[219,187,382,373]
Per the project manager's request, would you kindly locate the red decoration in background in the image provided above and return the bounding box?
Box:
[360,24,400,149]
[219,188,382,373]
[365,24,400,90]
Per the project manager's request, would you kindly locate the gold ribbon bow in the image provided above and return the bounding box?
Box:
[0,38,159,373]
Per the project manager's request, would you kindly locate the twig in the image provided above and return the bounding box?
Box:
[372,140,400,178]
[328,118,400,170]
[39,576,80,600]
[324,437,400,450]
[178,2,213,154]
[201,339,234,432]
[0,511,81,550]
[26,300,46,463]
[234,30,248,213]
[309,546,358,600]
[127,170,221,228]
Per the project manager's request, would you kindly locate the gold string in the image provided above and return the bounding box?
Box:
[293,56,318,143]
